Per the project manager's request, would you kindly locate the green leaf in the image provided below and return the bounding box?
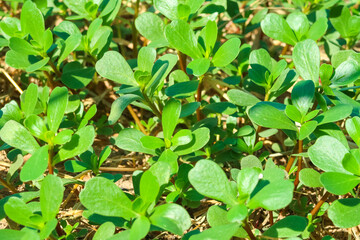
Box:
[291,80,315,116]
[342,151,360,175]
[330,5,360,38]
[227,89,260,107]
[93,222,115,240]
[172,129,192,147]
[346,117,360,147]
[248,180,294,210]
[140,136,165,149]
[286,11,309,40]
[154,0,178,20]
[149,203,191,236]
[20,0,45,46]
[138,47,156,73]
[331,58,360,86]
[115,128,156,155]
[135,12,168,47]
[308,136,350,173]
[0,229,38,240]
[227,204,247,224]
[58,33,82,65]
[53,129,73,145]
[328,198,360,228]
[25,57,49,72]
[299,168,322,188]
[9,37,39,55]
[299,121,317,140]
[320,172,360,195]
[130,216,150,240]
[165,80,199,99]
[314,104,352,125]
[173,127,210,155]
[79,177,136,220]
[140,171,160,203]
[188,160,238,206]
[4,197,38,228]
[293,39,320,85]
[307,17,328,41]
[0,120,40,154]
[54,125,95,163]
[189,223,239,240]
[47,87,68,132]
[95,51,137,86]
[237,168,261,199]
[162,98,181,141]
[20,145,48,182]
[40,220,58,240]
[285,105,302,123]
[21,83,38,117]
[61,61,95,89]
[165,19,202,59]
[108,94,142,125]
[261,13,297,45]
[157,149,178,175]
[24,115,47,141]
[263,215,308,238]
[203,20,217,55]
[249,103,297,131]
[212,38,241,67]
[186,58,210,76]
[40,174,64,222]
[5,50,32,69]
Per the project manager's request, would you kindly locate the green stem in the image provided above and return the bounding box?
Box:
[142,92,162,119]
[196,75,204,121]
[48,144,54,175]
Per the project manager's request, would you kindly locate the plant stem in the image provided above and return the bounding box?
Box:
[177,51,187,72]
[131,0,140,57]
[48,59,62,78]
[293,139,303,189]
[0,177,18,193]
[281,44,289,56]
[264,91,270,101]
[196,75,204,121]
[285,141,299,172]
[48,144,54,175]
[127,105,147,135]
[243,220,257,240]
[310,191,331,216]
[269,211,274,226]
[142,92,162,119]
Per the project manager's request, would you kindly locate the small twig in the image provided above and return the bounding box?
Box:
[0,177,18,193]
[285,141,299,172]
[127,105,147,135]
[48,59,62,78]
[310,191,331,216]
[294,140,303,189]
[99,166,146,172]
[243,220,257,240]
[0,68,23,94]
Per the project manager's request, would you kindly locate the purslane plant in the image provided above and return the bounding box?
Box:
[1,0,360,239]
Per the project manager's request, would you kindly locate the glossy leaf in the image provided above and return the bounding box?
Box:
[212,38,241,67]
[96,51,137,86]
[162,98,181,141]
[47,87,68,133]
[261,13,297,45]
[308,136,350,173]
[40,174,64,222]
[149,203,191,236]
[20,145,49,182]
[79,177,136,220]
[293,39,320,85]
[263,215,308,238]
[320,172,360,195]
[0,120,40,154]
[249,103,298,131]
[189,160,238,206]
[328,198,360,228]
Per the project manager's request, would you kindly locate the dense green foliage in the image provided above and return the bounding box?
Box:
[1,0,360,239]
